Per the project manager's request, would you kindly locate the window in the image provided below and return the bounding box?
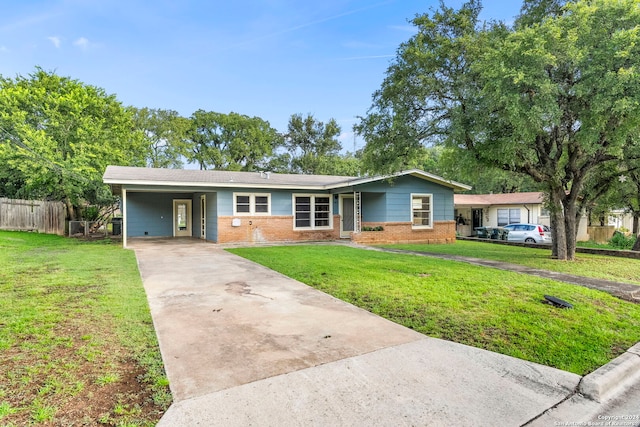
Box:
[497,208,520,226]
[233,193,271,215]
[293,195,332,229]
[411,194,432,228]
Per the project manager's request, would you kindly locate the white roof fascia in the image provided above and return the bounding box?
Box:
[326,169,471,191]
[104,178,335,191]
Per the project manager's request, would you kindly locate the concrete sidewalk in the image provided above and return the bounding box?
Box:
[131,239,640,426]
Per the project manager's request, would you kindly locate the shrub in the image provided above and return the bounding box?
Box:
[609,231,636,250]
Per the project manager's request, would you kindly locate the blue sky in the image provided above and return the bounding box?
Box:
[1,0,522,151]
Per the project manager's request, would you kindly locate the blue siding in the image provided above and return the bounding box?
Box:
[127,192,185,237]
[217,188,325,216]
[193,192,218,241]
[206,193,218,242]
[272,191,293,215]
[193,193,203,238]
[361,192,386,222]
[355,175,454,222]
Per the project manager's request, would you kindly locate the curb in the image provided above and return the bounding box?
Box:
[579,343,640,402]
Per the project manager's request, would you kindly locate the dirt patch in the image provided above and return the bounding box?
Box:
[0,318,168,426]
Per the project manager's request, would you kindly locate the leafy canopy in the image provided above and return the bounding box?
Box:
[0,68,145,218]
[357,0,640,259]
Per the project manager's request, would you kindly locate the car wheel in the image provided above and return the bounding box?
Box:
[525,237,536,243]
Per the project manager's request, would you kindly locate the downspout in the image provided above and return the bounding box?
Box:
[524,204,531,223]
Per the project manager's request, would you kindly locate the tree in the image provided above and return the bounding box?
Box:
[283,113,347,175]
[132,108,190,168]
[186,110,281,171]
[0,68,145,219]
[356,0,640,260]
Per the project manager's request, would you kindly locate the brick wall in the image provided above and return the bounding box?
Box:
[351,221,456,244]
[217,215,341,244]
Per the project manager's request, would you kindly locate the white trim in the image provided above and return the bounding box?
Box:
[232,192,271,216]
[200,194,206,240]
[292,194,333,231]
[122,188,127,248]
[173,199,193,237]
[411,193,433,229]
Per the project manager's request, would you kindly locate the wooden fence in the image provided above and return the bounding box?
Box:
[0,197,66,236]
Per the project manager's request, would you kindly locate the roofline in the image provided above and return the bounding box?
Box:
[329,169,471,191]
[103,168,472,192]
[103,178,342,191]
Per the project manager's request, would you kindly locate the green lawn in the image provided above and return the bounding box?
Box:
[228,244,640,376]
[382,240,640,285]
[0,231,170,426]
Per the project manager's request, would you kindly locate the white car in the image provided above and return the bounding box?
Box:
[502,223,552,244]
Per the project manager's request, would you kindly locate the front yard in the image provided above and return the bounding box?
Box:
[228,244,640,376]
[383,240,640,285]
[0,231,170,426]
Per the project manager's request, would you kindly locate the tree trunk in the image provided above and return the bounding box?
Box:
[550,209,559,258]
[633,232,640,252]
[633,213,640,252]
[550,189,568,260]
[564,202,578,261]
[65,198,77,221]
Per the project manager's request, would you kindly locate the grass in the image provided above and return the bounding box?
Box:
[0,231,171,426]
[227,244,640,376]
[382,240,640,285]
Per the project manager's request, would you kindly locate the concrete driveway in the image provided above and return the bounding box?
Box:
[131,239,636,426]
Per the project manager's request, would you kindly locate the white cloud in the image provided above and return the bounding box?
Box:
[388,24,416,33]
[47,36,61,48]
[73,37,90,50]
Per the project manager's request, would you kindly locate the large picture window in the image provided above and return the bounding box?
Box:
[411,194,432,228]
[233,193,271,215]
[293,195,332,229]
[497,208,520,226]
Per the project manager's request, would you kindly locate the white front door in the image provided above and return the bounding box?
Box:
[173,199,192,237]
[340,195,355,238]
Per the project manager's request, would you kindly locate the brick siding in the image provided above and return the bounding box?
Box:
[217,216,456,244]
[351,221,456,244]
[217,215,341,244]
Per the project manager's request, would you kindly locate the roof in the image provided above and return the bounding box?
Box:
[103,166,471,192]
[454,192,545,206]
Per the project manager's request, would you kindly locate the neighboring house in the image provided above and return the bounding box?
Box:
[608,209,635,231]
[454,192,589,241]
[103,166,471,247]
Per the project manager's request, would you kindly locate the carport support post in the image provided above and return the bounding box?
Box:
[122,188,127,248]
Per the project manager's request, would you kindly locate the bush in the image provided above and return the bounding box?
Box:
[609,231,636,250]
[362,226,384,232]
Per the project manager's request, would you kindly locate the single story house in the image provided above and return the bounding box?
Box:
[103,166,471,247]
[454,192,589,241]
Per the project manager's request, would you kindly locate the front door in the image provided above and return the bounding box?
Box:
[340,195,355,238]
[472,208,483,231]
[173,199,192,237]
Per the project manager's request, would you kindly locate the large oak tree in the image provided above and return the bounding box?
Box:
[356,0,640,260]
[0,68,145,219]
[186,110,281,171]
